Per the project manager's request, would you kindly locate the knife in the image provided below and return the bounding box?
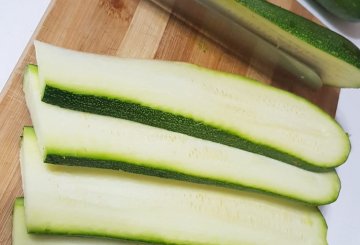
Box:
[149,0,322,89]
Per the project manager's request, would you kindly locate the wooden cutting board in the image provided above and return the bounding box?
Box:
[0,0,340,243]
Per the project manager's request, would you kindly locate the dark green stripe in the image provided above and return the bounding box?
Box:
[43,85,333,172]
[45,154,332,205]
[29,228,181,245]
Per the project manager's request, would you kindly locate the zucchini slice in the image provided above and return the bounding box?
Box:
[20,127,328,245]
[206,0,360,87]
[12,198,127,245]
[34,41,350,171]
[24,65,340,205]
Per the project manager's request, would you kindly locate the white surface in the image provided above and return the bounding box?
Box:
[0,0,50,91]
[0,1,360,244]
[325,90,360,245]
[296,2,360,244]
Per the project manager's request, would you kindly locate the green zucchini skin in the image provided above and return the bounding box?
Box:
[315,0,360,21]
[43,84,344,172]
[234,0,360,69]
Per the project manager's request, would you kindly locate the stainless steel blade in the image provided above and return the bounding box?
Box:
[149,0,322,88]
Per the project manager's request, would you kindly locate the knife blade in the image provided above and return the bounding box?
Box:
[149,0,322,88]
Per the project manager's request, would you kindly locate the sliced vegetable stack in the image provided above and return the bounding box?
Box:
[15,41,350,244]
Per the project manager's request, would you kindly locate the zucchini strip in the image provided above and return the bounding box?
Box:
[34,41,350,171]
[20,127,328,245]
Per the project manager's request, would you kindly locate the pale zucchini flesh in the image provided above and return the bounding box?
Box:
[34,41,350,171]
[20,127,328,245]
[24,65,340,205]
[12,198,130,245]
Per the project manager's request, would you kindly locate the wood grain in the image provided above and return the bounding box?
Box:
[0,0,339,243]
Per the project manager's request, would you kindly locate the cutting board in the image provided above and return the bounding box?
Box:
[0,0,340,243]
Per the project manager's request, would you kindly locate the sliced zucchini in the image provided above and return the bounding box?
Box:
[24,65,341,205]
[20,127,328,245]
[12,198,129,245]
[34,41,350,171]
[206,0,360,87]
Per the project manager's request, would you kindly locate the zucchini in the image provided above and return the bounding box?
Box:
[34,41,350,171]
[24,65,341,205]
[20,127,328,245]
[315,0,360,21]
[12,198,128,245]
[205,0,360,87]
